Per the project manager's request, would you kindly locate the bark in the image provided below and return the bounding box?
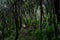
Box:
[12,0,21,40]
[53,0,59,40]
[54,0,59,22]
[39,0,43,30]
[39,0,43,40]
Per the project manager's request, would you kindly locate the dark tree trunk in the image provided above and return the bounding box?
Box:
[39,0,43,30]
[54,0,59,22]
[12,0,23,40]
[53,0,59,40]
[13,0,20,40]
[36,0,43,40]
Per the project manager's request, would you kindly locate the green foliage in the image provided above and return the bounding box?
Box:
[46,25,54,40]
[34,25,55,40]
[35,29,44,40]
[24,18,32,25]
[31,19,40,26]
[0,0,60,40]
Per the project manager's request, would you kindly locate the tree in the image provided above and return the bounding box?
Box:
[53,0,59,40]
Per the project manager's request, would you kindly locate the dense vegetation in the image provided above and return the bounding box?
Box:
[0,0,60,40]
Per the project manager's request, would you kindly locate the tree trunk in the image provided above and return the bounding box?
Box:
[53,0,59,40]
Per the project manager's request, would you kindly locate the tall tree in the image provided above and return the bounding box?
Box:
[54,0,59,22]
[12,0,23,40]
[53,0,59,40]
[36,0,44,40]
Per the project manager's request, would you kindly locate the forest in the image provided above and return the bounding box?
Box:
[0,0,60,40]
